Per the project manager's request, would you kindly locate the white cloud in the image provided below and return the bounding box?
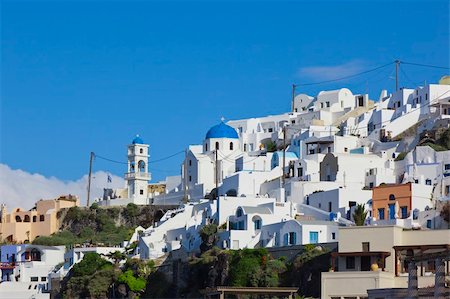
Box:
[297,60,366,81]
[0,164,123,210]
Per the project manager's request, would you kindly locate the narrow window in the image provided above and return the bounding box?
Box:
[140,148,143,154]
[331,232,336,240]
[140,189,144,195]
[230,142,233,150]
[326,101,330,108]
[215,142,219,150]
[205,143,208,152]
[40,215,45,222]
[425,179,432,185]
[189,176,192,182]
[378,208,385,220]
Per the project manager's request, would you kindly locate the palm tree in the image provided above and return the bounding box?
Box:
[352,204,368,226]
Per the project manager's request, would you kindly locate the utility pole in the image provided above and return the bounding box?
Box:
[183,149,188,204]
[282,126,287,187]
[87,151,94,207]
[291,84,296,112]
[395,60,400,92]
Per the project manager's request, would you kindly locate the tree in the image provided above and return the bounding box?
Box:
[199,224,218,252]
[440,201,450,224]
[117,270,147,293]
[352,204,368,226]
[266,141,277,152]
[105,251,126,269]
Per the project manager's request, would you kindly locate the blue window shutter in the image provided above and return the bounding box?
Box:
[283,233,288,246]
[292,232,297,245]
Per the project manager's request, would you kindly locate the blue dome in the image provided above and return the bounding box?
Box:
[205,122,239,139]
[132,135,144,144]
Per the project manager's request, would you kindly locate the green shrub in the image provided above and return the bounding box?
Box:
[118,270,147,292]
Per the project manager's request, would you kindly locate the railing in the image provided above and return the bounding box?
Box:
[0,262,15,269]
[124,172,151,180]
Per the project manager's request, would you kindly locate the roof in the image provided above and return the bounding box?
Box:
[273,151,298,159]
[205,122,239,139]
[240,206,272,215]
[132,135,144,144]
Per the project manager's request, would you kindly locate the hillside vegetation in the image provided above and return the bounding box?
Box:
[33,204,157,246]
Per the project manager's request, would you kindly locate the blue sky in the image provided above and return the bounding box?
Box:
[1,0,449,185]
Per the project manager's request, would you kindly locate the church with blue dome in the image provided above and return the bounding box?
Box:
[205,122,239,140]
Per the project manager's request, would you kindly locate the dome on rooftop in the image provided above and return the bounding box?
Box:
[132,135,144,144]
[205,122,239,139]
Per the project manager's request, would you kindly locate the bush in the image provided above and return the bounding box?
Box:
[117,270,147,292]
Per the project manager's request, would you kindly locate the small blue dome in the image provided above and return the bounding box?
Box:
[132,135,144,144]
[205,122,239,139]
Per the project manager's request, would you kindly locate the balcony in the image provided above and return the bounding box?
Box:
[0,262,15,270]
[124,172,151,180]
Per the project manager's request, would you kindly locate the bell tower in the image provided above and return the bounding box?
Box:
[125,135,151,199]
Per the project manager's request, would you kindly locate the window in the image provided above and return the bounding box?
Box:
[205,143,208,152]
[139,148,143,154]
[346,256,355,269]
[254,219,262,230]
[189,176,192,182]
[244,144,247,152]
[289,232,297,245]
[358,96,364,107]
[369,182,374,189]
[41,277,47,282]
[362,242,370,252]
[331,232,336,240]
[320,103,324,108]
[230,142,234,151]
[445,164,450,170]
[426,179,432,185]
[297,168,303,177]
[268,128,273,133]
[291,120,296,124]
[39,215,45,222]
[389,194,395,200]
[236,208,243,217]
[427,219,432,228]
[389,204,396,220]
[140,189,144,195]
[344,147,348,152]
[414,179,419,184]
[378,208,385,220]
[401,206,408,219]
[326,101,330,107]
[189,160,192,166]
[328,202,332,212]
[215,142,219,150]
[30,277,38,282]
[32,216,37,222]
[341,101,343,108]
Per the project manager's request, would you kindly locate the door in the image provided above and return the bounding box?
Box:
[309,231,319,244]
[389,204,395,220]
[361,256,371,271]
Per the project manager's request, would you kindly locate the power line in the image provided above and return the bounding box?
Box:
[95,150,185,165]
[95,154,127,165]
[148,150,184,163]
[401,61,450,70]
[296,62,395,86]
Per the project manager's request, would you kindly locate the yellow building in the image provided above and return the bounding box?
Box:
[0,195,79,243]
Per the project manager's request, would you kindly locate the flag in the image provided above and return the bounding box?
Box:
[107,174,112,183]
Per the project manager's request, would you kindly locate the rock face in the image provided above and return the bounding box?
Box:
[57,204,178,234]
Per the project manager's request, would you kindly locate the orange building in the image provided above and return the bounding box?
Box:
[0,195,79,243]
[372,183,413,221]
